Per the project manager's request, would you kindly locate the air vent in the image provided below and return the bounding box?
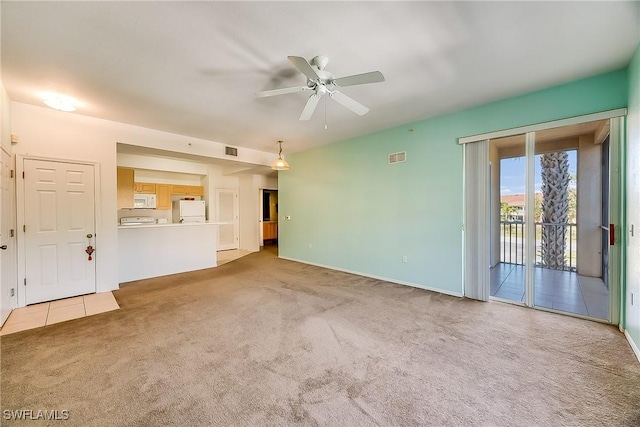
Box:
[388,151,406,164]
[225,146,238,157]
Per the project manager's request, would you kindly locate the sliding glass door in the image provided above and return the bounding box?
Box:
[489,134,527,304]
[482,119,615,321]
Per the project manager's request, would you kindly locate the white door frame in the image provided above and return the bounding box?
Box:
[259,187,277,247]
[0,147,17,324]
[16,155,101,308]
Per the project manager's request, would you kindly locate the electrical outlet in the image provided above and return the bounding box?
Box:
[402,255,408,263]
[10,288,15,297]
[309,243,312,249]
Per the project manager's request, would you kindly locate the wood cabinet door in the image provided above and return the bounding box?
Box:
[170,185,203,196]
[135,182,156,193]
[117,167,134,209]
[171,184,187,195]
[156,184,171,210]
[186,185,204,196]
[263,221,278,240]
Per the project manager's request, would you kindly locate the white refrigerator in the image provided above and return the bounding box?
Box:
[173,200,206,223]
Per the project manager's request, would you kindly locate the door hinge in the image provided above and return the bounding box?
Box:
[23,225,26,232]
[22,171,25,179]
[10,229,14,237]
[23,278,26,286]
[10,169,14,178]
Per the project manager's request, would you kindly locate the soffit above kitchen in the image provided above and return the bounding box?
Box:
[2,1,638,155]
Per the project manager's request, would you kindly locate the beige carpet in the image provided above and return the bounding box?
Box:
[2,248,639,426]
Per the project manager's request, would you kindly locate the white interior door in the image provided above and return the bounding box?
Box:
[24,159,96,304]
[1,148,16,324]
[216,188,238,251]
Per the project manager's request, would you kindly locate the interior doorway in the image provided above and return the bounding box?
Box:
[260,189,278,248]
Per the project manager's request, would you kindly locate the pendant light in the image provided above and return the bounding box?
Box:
[271,140,290,171]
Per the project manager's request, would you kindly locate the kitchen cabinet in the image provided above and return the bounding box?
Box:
[117,167,134,209]
[156,184,171,210]
[263,221,278,240]
[171,185,204,196]
[134,182,156,193]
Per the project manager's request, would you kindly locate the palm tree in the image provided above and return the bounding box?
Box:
[540,151,571,269]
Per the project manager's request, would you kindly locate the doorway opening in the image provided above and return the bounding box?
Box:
[261,189,278,248]
[488,119,613,321]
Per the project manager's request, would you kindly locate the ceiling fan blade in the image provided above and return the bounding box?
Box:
[332,71,385,87]
[299,94,321,121]
[330,91,369,116]
[255,86,306,98]
[288,56,320,81]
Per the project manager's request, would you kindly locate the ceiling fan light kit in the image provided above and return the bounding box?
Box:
[256,55,385,122]
[271,140,290,171]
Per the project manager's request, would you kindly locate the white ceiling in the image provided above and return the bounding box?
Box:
[2,1,639,155]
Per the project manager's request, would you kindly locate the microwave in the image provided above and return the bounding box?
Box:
[133,193,157,209]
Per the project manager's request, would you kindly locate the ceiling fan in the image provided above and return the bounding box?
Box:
[256,55,385,121]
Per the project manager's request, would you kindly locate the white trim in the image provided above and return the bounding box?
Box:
[458,108,627,145]
[625,330,640,363]
[278,256,464,298]
[524,132,536,307]
[608,116,623,325]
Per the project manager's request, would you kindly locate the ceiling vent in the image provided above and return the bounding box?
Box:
[225,146,238,157]
[388,151,406,164]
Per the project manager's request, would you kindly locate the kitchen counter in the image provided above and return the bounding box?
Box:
[118,222,218,283]
[118,221,224,229]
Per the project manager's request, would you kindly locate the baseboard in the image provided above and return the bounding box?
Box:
[624,330,640,363]
[278,256,464,298]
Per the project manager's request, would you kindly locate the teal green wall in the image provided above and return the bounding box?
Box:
[279,69,628,295]
[626,44,640,351]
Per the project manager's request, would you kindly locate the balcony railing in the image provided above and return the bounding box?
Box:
[500,221,577,271]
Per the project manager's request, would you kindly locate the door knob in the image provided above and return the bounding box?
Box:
[87,233,93,239]
[0,245,7,250]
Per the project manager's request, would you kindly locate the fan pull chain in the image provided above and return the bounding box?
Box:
[324,96,328,130]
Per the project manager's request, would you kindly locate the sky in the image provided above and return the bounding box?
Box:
[500,150,577,196]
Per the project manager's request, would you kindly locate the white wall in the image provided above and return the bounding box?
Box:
[117,152,209,176]
[11,102,273,297]
[238,174,278,252]
[12,103,120,294]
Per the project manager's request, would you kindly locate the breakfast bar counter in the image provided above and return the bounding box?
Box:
[118,222,218,283]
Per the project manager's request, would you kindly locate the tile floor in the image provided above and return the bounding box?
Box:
[217,249,252,266]
[490,263,609,320]
[0,292,120,336]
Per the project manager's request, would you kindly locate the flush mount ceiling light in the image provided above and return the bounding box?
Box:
[271,140,290,171]
[42,94,78,112]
